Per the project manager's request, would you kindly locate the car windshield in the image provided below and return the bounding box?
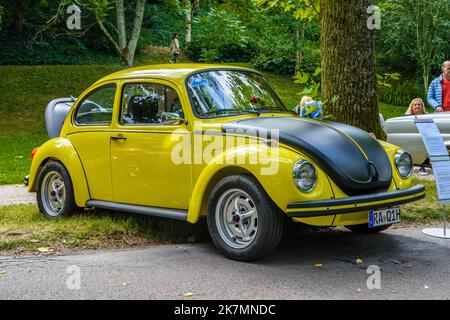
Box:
[186,70,288,118]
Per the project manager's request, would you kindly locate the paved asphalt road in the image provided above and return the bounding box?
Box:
[0,226,449,300]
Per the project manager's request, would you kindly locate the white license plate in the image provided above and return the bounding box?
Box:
[369,207,401,228]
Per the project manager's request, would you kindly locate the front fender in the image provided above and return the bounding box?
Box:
[187,143,334,223]
[28,138,90,208]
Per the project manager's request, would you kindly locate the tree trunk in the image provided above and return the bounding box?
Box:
[295,20,304,75]
[116,0,127,51]
[185,0,192,44]
[320,0,385,140]
[126,0,146,67]
[13,0,24,32]
[423,64,430,97]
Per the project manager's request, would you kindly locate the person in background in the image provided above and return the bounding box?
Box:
[427,61,450,112]
[293,96,313,115]
[404,98,427,116]
[169,33,180,63]
[300,100,322,119]
[404,98,428,175]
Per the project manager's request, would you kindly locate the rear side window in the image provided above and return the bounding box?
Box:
[74,85,116,125]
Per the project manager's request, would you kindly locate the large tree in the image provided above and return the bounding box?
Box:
[320,0,384,139]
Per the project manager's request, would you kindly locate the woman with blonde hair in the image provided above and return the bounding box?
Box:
[404,98,427,116]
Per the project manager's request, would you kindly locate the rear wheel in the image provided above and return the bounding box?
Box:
[36,161,78,219]
[207,175,283,261]
[346,224,391,234]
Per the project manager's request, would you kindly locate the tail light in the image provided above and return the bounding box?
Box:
[31,147,40,160]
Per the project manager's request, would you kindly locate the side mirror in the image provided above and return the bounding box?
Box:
[161,111,188,125]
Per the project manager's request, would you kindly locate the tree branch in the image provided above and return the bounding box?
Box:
[94,10,122,56]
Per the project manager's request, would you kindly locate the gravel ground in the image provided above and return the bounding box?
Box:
[0,184,36,206]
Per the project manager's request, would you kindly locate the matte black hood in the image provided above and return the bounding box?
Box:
[222,117,392,196]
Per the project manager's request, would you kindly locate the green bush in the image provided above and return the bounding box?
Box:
[185,8,254,62]
[378,80,425,108]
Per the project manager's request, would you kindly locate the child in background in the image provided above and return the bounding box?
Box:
[301,101,322,119]
[293,96,313,115]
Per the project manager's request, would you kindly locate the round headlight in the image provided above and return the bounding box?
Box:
[293,160,317,192]
[394,150,413,178]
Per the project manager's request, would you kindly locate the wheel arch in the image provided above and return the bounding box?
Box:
[28,138,90,207]
[187,165,283,224]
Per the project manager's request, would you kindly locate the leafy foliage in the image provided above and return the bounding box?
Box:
[186,8,252,62]
[377,0,450,94]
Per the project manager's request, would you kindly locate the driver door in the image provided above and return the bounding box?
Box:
[110,80,192,209]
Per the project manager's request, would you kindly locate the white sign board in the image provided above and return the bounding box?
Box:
[415,118,450,203]
[415,121,448,158]
[431,161,450,203]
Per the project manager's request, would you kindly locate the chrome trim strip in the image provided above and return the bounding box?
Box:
[86,200,188,221]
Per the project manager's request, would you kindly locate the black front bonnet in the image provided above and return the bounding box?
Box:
[222,117,392,196]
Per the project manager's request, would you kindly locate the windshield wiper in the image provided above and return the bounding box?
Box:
[202,109,244,117]
[249,106,294,114]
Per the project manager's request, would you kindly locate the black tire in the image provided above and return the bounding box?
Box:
[36,161,78,219]
[346,223,391,234]
[207,174,284,261]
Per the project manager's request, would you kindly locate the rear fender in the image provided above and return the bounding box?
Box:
[28,138,90,207]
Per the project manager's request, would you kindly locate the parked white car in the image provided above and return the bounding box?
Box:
[385,112,450,165]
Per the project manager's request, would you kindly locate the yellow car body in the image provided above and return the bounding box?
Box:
[28,64,425,260]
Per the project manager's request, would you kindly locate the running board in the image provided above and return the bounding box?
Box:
[86,200,188,221]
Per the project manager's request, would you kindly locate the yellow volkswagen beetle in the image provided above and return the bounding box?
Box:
[27,64,425,261]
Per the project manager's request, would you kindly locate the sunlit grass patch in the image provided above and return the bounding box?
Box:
[0,204,207,253]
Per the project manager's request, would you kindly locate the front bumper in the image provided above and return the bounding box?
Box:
[287,184,425,218]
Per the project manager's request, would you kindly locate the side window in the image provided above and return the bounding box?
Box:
[121,83,184,125]
[74,85,116,125]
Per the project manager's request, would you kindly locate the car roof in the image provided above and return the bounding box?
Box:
[93,63,255,85]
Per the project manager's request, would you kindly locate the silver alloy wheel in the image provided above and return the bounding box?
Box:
[215,189,258,249]
[40,171,66,217]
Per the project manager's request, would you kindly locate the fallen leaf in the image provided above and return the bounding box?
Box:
[183,292,194,297]
[355,258,363,264]
[37,247,53,253]
[0,271,6,275]
[314,263,323,268]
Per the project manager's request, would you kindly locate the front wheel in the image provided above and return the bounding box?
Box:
[36,161,78,219]
[207,175,283,261]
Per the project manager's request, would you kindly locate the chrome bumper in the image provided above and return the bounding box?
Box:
[287,184,425,218]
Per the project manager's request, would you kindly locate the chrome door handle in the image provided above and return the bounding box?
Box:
[111,135,127,141]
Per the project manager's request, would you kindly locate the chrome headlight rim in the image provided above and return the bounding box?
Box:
[394,150,413,179]
[293,160,317,193]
